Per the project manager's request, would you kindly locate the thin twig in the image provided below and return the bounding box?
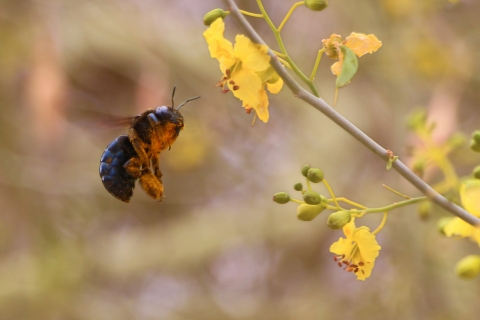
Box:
[222,0,480,226]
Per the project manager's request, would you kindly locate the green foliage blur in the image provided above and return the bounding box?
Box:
[0,0,479,319]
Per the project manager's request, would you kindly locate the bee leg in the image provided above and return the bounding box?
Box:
[128,127,151,170]
[123,156,143,178]
[151,155,163,181]
[139,170,164,201]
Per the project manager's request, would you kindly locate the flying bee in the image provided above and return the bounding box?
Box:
[99,87,200,202]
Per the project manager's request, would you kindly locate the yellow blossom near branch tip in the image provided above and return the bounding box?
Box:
[322,32,382,76]
[330,219,381,281]
[444,179,480,246]
[203,18,283,123]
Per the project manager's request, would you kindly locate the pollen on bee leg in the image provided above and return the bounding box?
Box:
[139,172,164,200]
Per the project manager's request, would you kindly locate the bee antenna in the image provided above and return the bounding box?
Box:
[171,86,177,109]
[176,95,200,111]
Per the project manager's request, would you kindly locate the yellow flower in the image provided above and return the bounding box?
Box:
[330,219,381,281]
[444,179,480,246]
[203,19,283,123]
[322,32,382,76]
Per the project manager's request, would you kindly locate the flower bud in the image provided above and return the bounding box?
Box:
[472,130,480,144]
[296,204,325,221]
[455,255,480,279]
[293,182,303,191]
[304,0,328,11]
[470,139,480,153]
[273,192,290,204]
[303,191,321,205]
[203,9,229,26]
[437,217,453,235]
[307,168,324,183]
[473,165,480,180]
[417,201,431,220]
[327,211,351,230]
[301,164,311,177]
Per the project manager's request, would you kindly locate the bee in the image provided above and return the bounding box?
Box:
[99,87,200,202]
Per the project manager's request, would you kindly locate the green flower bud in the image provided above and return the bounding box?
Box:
[304,0,328,11]
[327,211,352,230]
[473,165,480,180]
[472,130,480,144]
[293,182,303,191]
[203,9,229,26]
[303,191,321,205]
[273,192,290,204]
[455,255,480,279]
[301,164,311,177]
[437,217,453,235]
[418,201,431,220]
[296,204,325,221]
[470,139,480,153]
[307,168,324,183]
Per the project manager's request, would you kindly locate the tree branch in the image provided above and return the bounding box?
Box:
[223,0,480,226]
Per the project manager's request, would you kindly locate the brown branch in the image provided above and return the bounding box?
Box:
[222,0,480,226]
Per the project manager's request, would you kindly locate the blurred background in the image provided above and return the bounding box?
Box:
[0,0,479,319]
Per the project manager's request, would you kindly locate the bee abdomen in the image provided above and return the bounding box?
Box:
[99,135,138,202]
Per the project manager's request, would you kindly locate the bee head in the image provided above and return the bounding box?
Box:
[154,87,200,128]
[155,106,184,127]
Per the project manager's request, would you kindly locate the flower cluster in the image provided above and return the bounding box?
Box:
[203,19,283,123]
[273,165,384,281]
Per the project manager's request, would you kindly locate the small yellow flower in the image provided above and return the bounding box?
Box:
[444,179,480,246]
[322,32,382,76]
[330,219,381,281]
[203,19,283,123]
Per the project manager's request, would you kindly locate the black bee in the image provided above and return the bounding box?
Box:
[99,87,200,202]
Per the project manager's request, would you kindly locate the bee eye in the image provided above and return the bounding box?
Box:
[155,106,171,117]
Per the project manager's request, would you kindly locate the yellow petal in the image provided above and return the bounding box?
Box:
[203,19,236,71]
[256,88,269,123]
[322,34,342,59]
[444,217,475,238]
[330,237,351,255]
[229,67,262,108]
[233,35,270,72]
[266,76,283,94]
[331,61,343,76]
[342,219,356,237]
[345,32,382,57]
[460,179,480,217]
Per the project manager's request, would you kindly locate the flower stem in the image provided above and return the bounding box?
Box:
[310,48,325,81]
[238,10,263,18]
[382,184,411,199]
[372,212,388,235]
[364,197,427,214]
[278,1,305,32]
[255,0,320,97]
[329,197,367,210]
[322,179,339,208]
